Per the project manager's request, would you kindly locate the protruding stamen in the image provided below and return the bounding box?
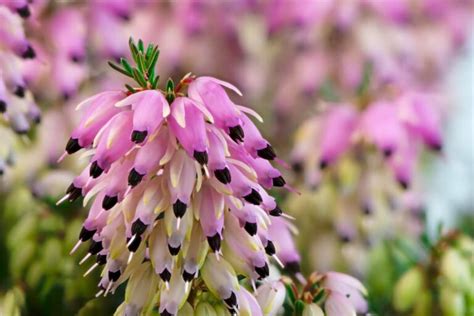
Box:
[127,235,141,252]
[281,213,295,220]
[84,263,99,277]
[251,279,257,293]
[272,255,284,268]
[104,281,114,297]
[176,217,181,230]
[95,289,104,297]
[70,240,82,255]
[79,253,91,265]
[57,152,68,163]
[126,234,137,248]
[56,194,70,206]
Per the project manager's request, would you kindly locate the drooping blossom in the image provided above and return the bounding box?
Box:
[61,40,294,315]
[292,92,443,190]
[0,3,40,175]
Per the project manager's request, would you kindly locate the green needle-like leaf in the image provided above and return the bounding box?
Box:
[147,48,160,74]
[125,84,136,93]
[120,58,133,76]
[108,61,132,77]
[137,39,144,53]
[133,68,147,88]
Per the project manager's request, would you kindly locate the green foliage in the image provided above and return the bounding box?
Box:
[108,38,161,90]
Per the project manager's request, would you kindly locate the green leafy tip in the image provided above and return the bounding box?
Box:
[108,37,161,90]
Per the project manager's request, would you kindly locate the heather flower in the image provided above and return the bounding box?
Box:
[292,93,444,190]
[282,271,367,316]
[0,4,39,175]
[61,39,294,315]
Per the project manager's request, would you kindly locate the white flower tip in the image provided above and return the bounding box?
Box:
[56,194,70,206]
[95,289,104,298]
[104,281,114,297]
[84,263,99,277]
[124,186,132,197]
[281,213,296,221]
[57,151,68,163]
[126,235,137,248]
[70,240,82,255]
[127,252,134,264]
[79,253,91,265]
[272,255,285,268]
[176,217,181,230]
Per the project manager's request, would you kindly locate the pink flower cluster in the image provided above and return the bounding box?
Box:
[292,91,443,190]
[0,4,39,135]
[61,74,300,315]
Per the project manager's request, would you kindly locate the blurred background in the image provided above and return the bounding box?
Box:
[0,1,473,315]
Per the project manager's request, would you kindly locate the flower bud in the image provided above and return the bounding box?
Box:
[441,249,472,291]
[302,303,324,316]
[393,266,424,312]
[256,281,286,316]
[195,302,217,316]
[177,302,195,316]
[413,290,432,316]
[440,286,465,316]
